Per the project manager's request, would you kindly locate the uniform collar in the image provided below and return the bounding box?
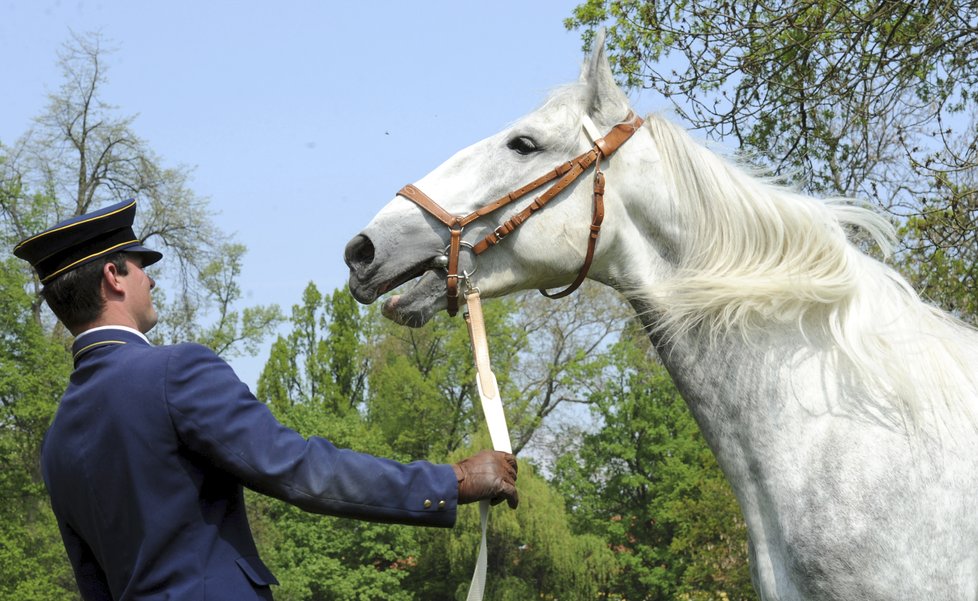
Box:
[75,325,151,344]
[71,326,152,366]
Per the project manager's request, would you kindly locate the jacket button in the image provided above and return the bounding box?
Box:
[438,500,446,509]
[423,499,432,508]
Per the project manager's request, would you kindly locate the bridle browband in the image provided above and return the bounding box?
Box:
[397,111,644,316]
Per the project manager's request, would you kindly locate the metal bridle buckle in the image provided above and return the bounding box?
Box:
[492,225,508,242]
[440,241,478,279]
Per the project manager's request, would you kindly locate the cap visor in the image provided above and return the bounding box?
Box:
[127,245,163,267]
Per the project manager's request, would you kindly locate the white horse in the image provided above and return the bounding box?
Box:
[345,36,978,600]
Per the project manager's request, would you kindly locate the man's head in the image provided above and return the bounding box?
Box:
[40,251,158,334]
[13,200,163,334]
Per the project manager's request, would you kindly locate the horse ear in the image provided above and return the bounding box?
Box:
[579,29,630,122]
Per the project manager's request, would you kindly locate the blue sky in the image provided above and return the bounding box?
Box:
[2,1,661,387]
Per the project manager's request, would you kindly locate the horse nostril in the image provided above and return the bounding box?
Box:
[344,234,375,269]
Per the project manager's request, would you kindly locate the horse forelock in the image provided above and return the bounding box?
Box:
[635,114,978,430]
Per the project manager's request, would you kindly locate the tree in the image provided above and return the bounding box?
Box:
[0,30,281,344]
[0,257,75,601]
[501,283,632,460]
[365,298,509,459]
[258,283,371,414]
[566,1,978,322]
[553,328,757,601]
[150,241,283,356]
[899,117,978,319]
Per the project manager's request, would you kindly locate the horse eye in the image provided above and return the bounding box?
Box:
[507,136,540,155]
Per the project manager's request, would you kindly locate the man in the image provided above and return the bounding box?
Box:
[14,199,518,601]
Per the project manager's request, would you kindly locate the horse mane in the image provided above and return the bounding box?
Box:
[640,114,978,429]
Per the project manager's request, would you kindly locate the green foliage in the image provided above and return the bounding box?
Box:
[152,242,284,355]
[553,330,757,600]
[248,403,419,601]
[499,285,631,454]
[365,284,630,463]
[258,283,369,415]
[366,306,491,459]
[0,257,76,600]
[899,188,978,324]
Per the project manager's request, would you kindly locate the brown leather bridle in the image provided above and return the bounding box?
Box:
[397,111,644,316]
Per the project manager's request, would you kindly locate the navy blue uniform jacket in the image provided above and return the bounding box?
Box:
[42,328,458,600]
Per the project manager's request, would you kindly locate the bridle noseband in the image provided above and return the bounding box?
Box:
[397,111,644,316]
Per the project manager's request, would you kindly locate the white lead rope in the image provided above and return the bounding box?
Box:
[462,288,512,601]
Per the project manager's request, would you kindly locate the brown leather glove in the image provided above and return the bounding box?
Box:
[452,450,519,509]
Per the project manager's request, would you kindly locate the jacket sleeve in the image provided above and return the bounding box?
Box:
[161,343,458,527]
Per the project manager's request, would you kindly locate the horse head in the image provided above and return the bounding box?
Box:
[344,34,671,327]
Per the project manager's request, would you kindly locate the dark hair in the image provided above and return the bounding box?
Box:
[41,252,131,332]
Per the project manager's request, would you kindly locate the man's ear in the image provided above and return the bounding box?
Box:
[102,261,126,296]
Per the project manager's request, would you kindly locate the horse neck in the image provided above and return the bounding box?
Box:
[605,124,849,443]
[623,296,841,466]
[627,297,765,426]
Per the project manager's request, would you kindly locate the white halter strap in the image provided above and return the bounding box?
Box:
[462,288,512,601]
